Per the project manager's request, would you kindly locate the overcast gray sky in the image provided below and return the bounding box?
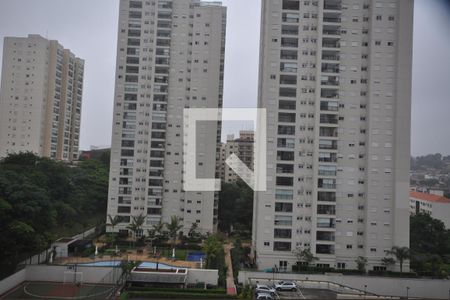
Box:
[0,0,449,156]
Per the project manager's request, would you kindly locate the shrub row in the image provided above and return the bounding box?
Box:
[368,270,418,278]
[126,291,237,299]
[127,287,226,294]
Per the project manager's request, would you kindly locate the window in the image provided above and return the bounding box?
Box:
[274,242,292,251]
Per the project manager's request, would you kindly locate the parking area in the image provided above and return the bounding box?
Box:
[253,280,341,300]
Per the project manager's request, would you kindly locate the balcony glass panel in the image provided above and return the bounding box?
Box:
[317,218,336,228]
[278,112,296,123]
[274,215,292,226]
[281,25,299,35]
[279,100,296,110]
[316,244,335,254]
[274,242,292,251]
[274,228,292,239]
[275,189,294,200]
[318,191,336,202]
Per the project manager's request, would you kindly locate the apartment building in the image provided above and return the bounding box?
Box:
[410,191,450,229]
[0,34,84,161]
[253,0,413,271]
[219,131,255,183]
[107,0,226,235]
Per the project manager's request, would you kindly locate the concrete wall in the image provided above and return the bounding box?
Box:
[187,269,218,286]
[0,269,26,296]
[239,271,450,299]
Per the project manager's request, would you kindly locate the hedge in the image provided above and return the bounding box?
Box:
[368,270,418,278]
[127,287,226,294]
[126,291,237,299]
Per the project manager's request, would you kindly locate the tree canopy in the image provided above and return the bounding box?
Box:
[0,152,109,279]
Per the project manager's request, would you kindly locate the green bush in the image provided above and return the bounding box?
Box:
[127,291,236,299]
[127,287,226,294]
[368,270,418,278]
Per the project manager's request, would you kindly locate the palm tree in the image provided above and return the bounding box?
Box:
[127,214,146,248]
[107,215,120,232]
[381,257,396,270]
[386,246,410,273]
[107,215,120,248]
[166,216,183,257]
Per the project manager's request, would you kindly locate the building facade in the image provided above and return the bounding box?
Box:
[410,191,450,229]
[107,0,226,235]
[0,34,84,161]
[253,0,413,271]
[219,131,255,183]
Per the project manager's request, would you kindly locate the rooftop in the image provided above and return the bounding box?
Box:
[410,191,450,203]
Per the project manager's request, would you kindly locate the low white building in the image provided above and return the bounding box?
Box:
[410,191,450,228]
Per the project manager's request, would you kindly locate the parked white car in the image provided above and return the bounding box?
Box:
[255,284,277,295]
[274,281,297,291]
[256,292,274,300]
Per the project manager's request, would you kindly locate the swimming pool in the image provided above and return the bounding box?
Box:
[74,260,185,269]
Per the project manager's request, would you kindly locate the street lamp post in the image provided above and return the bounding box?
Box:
[406,286,410,299]
[364,285,367,300]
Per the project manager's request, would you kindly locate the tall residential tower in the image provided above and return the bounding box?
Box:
[253,0,413,271]
[107,0,226,235]
[0,34,84,161]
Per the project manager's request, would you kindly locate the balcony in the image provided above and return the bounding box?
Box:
[317,205,336,215]
[322,25,340,36]
[316,244,335,255]
[281,37,298,48]
[317,231,335,241]
[320,100,338,111]
[277,151,295,161]
[323,12,341,23]
[279,87,297,98]
[322,38,340,49]
[282,0,300,10]
[320,114,338,125]
[317,218,336,229]
[318,165,337,176]
[323,0,342,10]
[322,52,340,61]
[280,62,298,73]
[278,112,296,123]
[280,50,298,60]
[318,178,336,189]
[278,125,295,135]
[280,75,297,85]
[274,228,292,239]
[282,25,299,35]
[318,191,336,202]
[322,63,340,74]
[321,76,339,86]
[319,127,338,137]
[276,164,294,174]
[319,139,337,150]
[279,100,296,110]
[319,152,337,163]
[282,13,299,23]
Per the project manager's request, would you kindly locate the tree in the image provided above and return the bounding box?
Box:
[293,247,318,266]
[381,257,396,270]
[386,246,410,273]
[108,215,120,232]
[356,256,368,273]
[188,222,199,238]
[127,214,146,247]
[166,216,183,255]
[218,181,253,234]
[0,153,109,280]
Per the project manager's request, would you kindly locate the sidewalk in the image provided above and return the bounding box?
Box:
[224,243,237,295]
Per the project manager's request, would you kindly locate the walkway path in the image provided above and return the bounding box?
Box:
[224,243,237,295]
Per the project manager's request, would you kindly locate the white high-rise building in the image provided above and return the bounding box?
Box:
[0,34,84,161]
[107,0,226,235]
[253,0,413,271]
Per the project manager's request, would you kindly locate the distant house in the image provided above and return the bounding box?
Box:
[79,147,110,161]
[410,191,450,228]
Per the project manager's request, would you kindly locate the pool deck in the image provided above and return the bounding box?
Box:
[54,253,199,269]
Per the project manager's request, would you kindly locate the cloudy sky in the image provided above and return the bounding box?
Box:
[0,0,449,156]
